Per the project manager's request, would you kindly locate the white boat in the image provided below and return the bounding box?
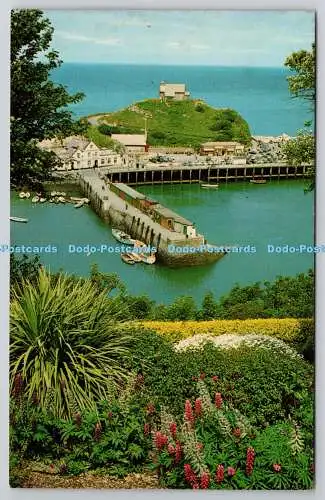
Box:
[112,228,134,245]
[201,183,219,189]
[10,216,28,223]
[49,199,54,203]
[74,200,85,208]
[40,198,46,203]
[129,252,142,263]
[51,191,57,197]
[31,196,39,203]
[19,192,26,198]
[25,192,31,199]
[58,196,66,203]
[61,192,66,197]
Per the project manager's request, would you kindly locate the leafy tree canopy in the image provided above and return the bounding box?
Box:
[284,43,316,106]
[11,9,86,187]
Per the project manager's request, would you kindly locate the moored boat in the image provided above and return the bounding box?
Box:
[140,253,156,264]
[74,200,85,208]
[250,179,267,184]
[39,198,46,203]
[58,196,66,203]
[129,252,142,263]
[31,196,39,203]
[25,192,31,198]
[19,192,26,198]
[10,216,28,223]
[112,228,134,245]
[121,253,136,265]
[201,183,219,189]
[51,191,57,197]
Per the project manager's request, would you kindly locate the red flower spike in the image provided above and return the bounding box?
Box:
[153,431,168,451]
[273,464,281,472]
[184,399,195,424]
[144,423,150,435]
[246,447,255,476]
[146,403,155,415]
[175,441,182,463]
[215,392,223,409]
[216,464,224,483]
[168,444,175,456]
[233,427,241,438]
[169,422,177,439]
[212,375,219,382]
[194,398,202,417]
[192,482,200,489]
[200,471,210,489]
[199,372,206,380]
[196,442,204,451]
[94,422,102,442]
[227,467,236,477]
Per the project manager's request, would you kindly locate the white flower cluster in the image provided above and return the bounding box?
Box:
[174,333,302,360]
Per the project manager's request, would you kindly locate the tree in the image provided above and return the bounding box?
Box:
[284,43,316,105]
[11,9,86,187]
[283,44,316,189]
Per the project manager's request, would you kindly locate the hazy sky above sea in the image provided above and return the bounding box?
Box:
[45,10,315,67]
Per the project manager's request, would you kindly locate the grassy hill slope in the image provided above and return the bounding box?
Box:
[88,99,251,149]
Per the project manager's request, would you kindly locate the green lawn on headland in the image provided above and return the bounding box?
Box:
[87,99,251,148]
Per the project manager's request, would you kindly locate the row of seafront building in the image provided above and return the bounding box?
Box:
[38,133,309,185]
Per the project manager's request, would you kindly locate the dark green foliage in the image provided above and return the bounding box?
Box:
[11,9,86,187]
[130,331,313,429]
[294,319,315,362]
[10,254,42,290]
[10,385,151,478]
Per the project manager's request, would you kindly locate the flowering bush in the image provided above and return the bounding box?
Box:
[130,331,313,428]
[148,381,314,489]
[174,334,303,360]
[140,319,301,343]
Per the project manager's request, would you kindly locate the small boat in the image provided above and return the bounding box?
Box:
[74,200,85,209]
[39,198,46,203]
[70,196,84,202]
[201,183,219,189]
[61,192,66,197]
[58,196,66,203]
[31,196,39,203]
[10,216,28,223]
[51,191,57,197]
[140,253,156,264]
[49,199,54,203]
[112,228,134,245]
[129,252,142,263]
[54,197,60,204]
[121,253,136,265]
[250,179,267,184]
[19,192,26,199]
[25,192,31,199]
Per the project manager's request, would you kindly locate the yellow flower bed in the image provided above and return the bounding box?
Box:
[139,319,301,343]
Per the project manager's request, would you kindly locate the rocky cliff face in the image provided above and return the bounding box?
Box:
[246,135,292,164]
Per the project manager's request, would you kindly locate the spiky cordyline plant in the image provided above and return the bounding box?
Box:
[10,268,136,418]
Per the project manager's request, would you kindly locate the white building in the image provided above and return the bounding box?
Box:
[38,135,127,171]
[159,82,190,101]
[110,134,148,153]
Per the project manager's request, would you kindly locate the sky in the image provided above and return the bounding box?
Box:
[45,10,315,67]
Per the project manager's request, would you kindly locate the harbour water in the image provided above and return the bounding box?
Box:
[10,180,314,304]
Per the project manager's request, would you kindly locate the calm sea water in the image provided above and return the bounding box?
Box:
[52,63,311,136]
[10,181,314,305]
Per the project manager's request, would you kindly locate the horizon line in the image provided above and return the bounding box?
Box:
[57,61,286,69]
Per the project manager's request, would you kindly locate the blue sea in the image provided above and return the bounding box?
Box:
[52,64,312,136]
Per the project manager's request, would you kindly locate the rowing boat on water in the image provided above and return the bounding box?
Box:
[121,253,136,265]
[112,228,134,245]
[74,201,85,208]
[10,216,28,223]
[201,183,219,189]
[250,179,267,184]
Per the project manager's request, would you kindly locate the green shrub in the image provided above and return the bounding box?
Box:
[294,319,315,362]
[10,269,138,418]
[148,381,313,489]
[130,331,313,428]
[9,377,151,477]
